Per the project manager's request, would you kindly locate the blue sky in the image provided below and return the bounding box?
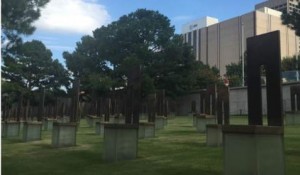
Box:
[26,0,264,65]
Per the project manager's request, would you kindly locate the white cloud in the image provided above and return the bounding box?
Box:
[34,0,111,34]
[47,45,74,51]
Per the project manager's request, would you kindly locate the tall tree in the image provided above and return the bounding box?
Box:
[93,9,174,80]
[150,34,219,97]
[93,9,219,97]
[1,0,49,55]
[2,40,70,93]
[93,9,176,95]
[282,3,300,36]
[64,9,219,99]
[63,35,112,96]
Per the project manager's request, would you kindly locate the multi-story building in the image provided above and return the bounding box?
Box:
[182,7,299,75]
[255,0,299,12]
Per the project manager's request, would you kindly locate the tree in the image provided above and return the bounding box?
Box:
[281,55,300,71]
[68,9,219,98]
[63,35,112,97]
[93,9,175,89]
[64,9,219,99]
[64,35,109,78]
[93,9,205,97]
[1,0,49,55]
[282,3,300,36]
[225,62,243,87]
[2,40,70,116]
[149,35,219,97]
[93,9,174,68]
[2,40,70,93]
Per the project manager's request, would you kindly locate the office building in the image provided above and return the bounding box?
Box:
[255,0,299,12]
[182,7,299,75]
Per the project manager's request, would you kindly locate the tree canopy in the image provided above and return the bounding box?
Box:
[63,35,112,97]
[93,9,175,67]
[64,9,219,99]
[281,55,300,71]
[2,40,70,95]
[225,61,243,87]
[1,0,49,55]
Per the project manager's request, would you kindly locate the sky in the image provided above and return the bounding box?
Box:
[26,0,265,65]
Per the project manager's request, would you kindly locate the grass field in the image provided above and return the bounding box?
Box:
[2,116,300,175]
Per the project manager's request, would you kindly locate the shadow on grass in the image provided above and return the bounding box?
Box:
[176,141,207,147]
[83,133,101,136]
[161,130,197,135]
[78,125,93,128]
[33,143,54,149]
[179,125,193,128]
[2,138,23,144]
[158,166,220,175]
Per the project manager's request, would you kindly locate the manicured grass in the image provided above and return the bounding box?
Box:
[2,116,300,175]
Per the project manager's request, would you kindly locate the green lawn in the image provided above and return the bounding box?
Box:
[2,116,300,175]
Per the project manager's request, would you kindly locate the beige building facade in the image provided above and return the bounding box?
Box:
[182,7,299,75]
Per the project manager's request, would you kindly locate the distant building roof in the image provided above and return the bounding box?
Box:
[181,16,219,33]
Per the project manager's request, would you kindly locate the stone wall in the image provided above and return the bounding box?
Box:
[176,82,299,116]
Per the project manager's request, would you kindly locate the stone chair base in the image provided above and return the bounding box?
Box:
[138,122,155,139]
[155,116,166,130]
[2,121,20,138]
[23,122,42,142]
[103,124,138,162]
[52,122,77,147]
[285,112,300,125]
[193,115,196,127]
[86,115,102,127]
[109,116,126,124]
[195,115,216,133]
[95,122,110,135]
[43,118,56,130]
[223,125,285,175]
[206,124,222,147]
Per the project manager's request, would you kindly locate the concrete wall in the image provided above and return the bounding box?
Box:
[176,82,299,116]
[207,24,219,68]
[255,10,299,58]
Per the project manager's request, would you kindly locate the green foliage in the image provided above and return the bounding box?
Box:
[64,9,219,98]
[281,55,300,71]
[282,3,300,36]
[92,9,177,97]
[63,35,112,97]
[194,63,220,89]
[225,62,242,87]
[142,74,156,97]
[93,9,175,67]
[149,35,219,97]
[82,73,113,97]
[1,0,49,55]
[64,35,108,78]
[2,40,70,96]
